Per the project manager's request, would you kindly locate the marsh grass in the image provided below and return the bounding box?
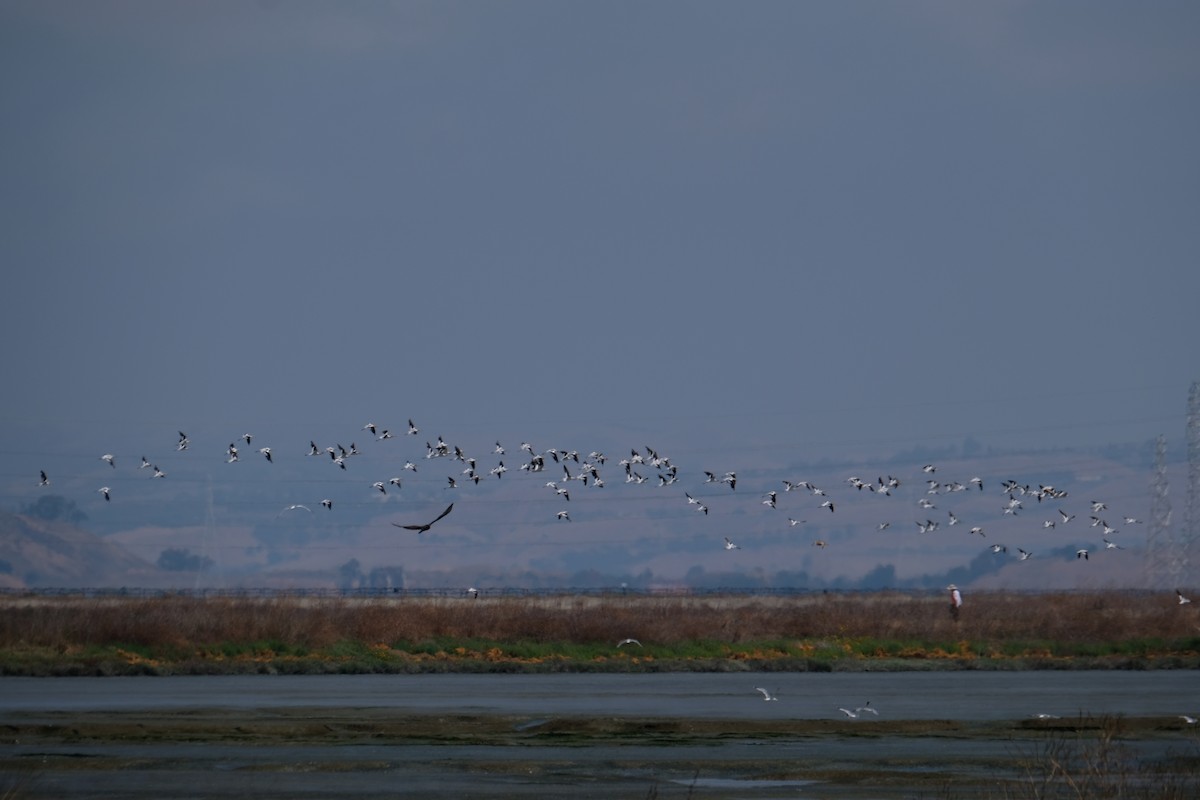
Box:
[0,591,1196,674]
[995,714,1200,799]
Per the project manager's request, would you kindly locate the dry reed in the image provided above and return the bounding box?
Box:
[0,591,1195,654]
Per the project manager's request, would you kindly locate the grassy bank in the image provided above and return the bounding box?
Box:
[1,590,1197,675]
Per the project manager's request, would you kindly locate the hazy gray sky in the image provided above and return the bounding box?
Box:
[1,2,1198,585]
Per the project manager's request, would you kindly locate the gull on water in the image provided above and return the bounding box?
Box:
[755,687,778,701]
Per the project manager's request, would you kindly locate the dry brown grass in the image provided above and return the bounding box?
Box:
[0,590,1196,655]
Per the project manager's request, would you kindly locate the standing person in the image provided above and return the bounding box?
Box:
[947,584,963,621]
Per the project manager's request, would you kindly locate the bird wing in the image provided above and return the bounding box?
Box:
[429,503,455,525]
[394,523,428,532]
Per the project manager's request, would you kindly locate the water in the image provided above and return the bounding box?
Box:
[2,670,1197,718]
[1,671,1198,798]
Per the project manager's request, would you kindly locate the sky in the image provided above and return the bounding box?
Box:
[1,1,1198,586]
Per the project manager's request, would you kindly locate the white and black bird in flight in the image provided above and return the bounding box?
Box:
[755,687,778,701]
[39,470,49,486]
[98,486,111,501]
[393,502,455,534]
[276,504,311,517]
[100,454,116,468]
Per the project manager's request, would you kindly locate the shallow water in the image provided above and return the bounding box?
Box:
[2,671,1198,799]
[2,670,1198,719]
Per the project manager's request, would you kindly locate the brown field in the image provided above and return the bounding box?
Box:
[1,590,1197,675]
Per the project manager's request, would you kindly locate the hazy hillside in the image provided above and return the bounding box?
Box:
[2,431,1192,591]
[0,510,165,589]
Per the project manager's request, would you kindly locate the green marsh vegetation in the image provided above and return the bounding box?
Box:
[0,590,1196,675]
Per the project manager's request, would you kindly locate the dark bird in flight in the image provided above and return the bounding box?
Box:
[393,503,454,534]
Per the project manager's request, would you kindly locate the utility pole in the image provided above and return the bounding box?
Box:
[1144,435,1174,587]
[1183,381,1200,585]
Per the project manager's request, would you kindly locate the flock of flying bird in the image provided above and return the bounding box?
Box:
[26,419,1187,592]
[25,423,1196,725]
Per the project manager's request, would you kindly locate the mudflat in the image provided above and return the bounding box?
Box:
[3,702,1199,798]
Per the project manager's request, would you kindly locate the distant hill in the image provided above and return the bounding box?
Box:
[0,510,165,589]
